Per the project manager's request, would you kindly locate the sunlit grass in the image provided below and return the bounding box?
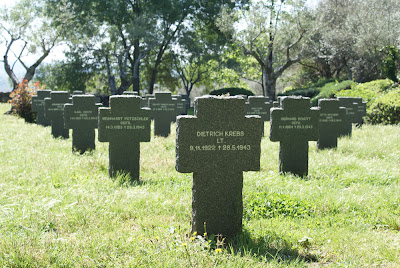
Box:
[0,103,399,267]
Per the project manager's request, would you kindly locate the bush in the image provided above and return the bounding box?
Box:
[209,87,254,96]
[365,89,400,124]
[8,80,42,122]
[336,79,394,101]
[336,79,399,125]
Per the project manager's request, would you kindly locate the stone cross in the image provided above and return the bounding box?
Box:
[176,96,263,238]
[246,96,271,136]
[149,92,177,137]
[337,97,358,137]
[32,90,51,127]
[270,96,319,176]
[44,91,72,138]
[317,99,346,149]
[98,96,151,180]
[64,95,102,153]
[172,95,187,123]
[353,97,367,127]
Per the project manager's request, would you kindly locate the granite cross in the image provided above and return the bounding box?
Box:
[270,96,319,176]
[246,96,271,136]
[32,90,51,127]
[149,92,177,137]
[44,91,71,138]
[317,99,346,149]
[64,95,102,153]
[176,96,262,238]
[337,97,358,137]
[98,96,151,180]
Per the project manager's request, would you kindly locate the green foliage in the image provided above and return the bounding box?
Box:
[244,192,315,220]
[336,79,394,101]
[209,87,254,96]
[336,79,399,124]
[365,89,400,124]
[381,46,399,82]
[280,79,354,105]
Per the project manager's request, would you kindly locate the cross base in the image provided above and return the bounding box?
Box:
[109,140,140,181]
[192,169,243,238]
[72,129,95,154]
[279,141,309,176]
[51,120,69,139]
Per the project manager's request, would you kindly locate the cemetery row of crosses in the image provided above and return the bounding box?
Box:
[31,89,367,238]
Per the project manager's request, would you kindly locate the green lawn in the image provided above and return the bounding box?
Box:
[0,103,399,267]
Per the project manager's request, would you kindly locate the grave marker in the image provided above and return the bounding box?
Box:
[317,99,346,149]
[64,95,102,153]
[32,90,51,127]
[176,96,262,238]
[338,97,358,136]
[246,96,271,136]
[44,91,71,138]
[149,92,177,137]
[270,96,319,176]
[353,97,367,127]
[172,95,187,123]
[98,96,151,180]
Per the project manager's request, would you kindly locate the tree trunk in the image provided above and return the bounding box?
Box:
[132,39,140,92]
[263,67,277,101]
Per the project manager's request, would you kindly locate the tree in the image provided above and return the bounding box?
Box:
[0,0,72,90]
[217,0,310,100]
[302,0,400,83]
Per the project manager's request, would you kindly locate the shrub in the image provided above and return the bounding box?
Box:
[365,89,400,124]
[8,80,42,122]
[209,87,254,96]
[243,192,314,220]
[336,79,394,102]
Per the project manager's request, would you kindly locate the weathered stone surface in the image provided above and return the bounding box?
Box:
[176,96,262,238]
[44,91,71,138]
[32,90,51,127]
[98,96,151,180]
[317,99,346,149]
[149,92,177,137]
[141,94,153,108]
[270,96,319,176]
[338,97,358,137]
[273,101,280,108]
[64,95,101,153]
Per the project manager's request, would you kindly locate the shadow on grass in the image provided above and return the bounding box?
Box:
[227,228,319,264]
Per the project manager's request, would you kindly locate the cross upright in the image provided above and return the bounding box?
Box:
[64,95,102,153]
[149,92,177,137]
[44,91,71,139]
[32,90,51,127]
[317,99,346,149]
[337,97,358,137]
[172,95,187,123]
[176,96,263,238]
[98,95,151,181]
[352,97,366,127]
[246,96,272,136]
[270,96,320,176]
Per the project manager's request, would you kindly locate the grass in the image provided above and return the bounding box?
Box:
[0,103,399,267]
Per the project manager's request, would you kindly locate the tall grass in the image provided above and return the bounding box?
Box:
[0,103,399,267]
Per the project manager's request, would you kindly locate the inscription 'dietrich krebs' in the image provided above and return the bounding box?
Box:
[103,116,149,130]
[279,116,313,129]
[69,110,97,121]
[189,130,251,152]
